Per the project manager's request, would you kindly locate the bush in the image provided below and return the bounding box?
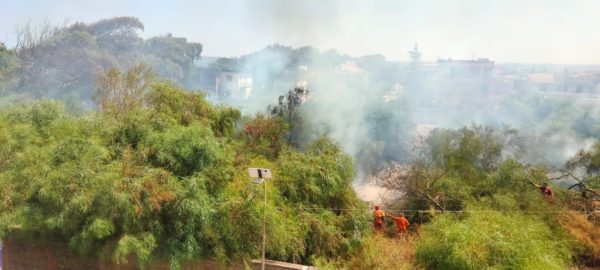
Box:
[0,86,368,268]
[415,211,574,270]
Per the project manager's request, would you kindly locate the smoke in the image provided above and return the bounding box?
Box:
[241,0,341,47]
[3,14,600,191]
[210,42,600,189]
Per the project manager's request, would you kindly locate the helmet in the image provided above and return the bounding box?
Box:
[374,205,380,210]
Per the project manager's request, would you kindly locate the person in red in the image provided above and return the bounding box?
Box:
[531,182,554,199]
[372,205,385,233]
[388,213,410,237]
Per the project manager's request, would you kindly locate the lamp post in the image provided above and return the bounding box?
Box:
[248,168,272,270]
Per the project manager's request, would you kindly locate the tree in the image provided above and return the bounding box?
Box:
[269,87,309,147]
[13,20,115,105]
[13,19,61,56]
[240,114,288,159]
[0,80,370,268]
[142,34,202,86]
[94,64,152,120]
[4,17,203,109]
[88,16,144,55]
[0,43,20,93]
[376,125,529,216]
[563,144,600,199]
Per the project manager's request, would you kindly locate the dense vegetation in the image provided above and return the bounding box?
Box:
[0,17,202,110]
[2,72,600,270]
[371,125,599,269]
[0,79,369,268]
[2,16,600,270]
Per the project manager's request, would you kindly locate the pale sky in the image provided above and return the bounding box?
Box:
[2,0,600,64]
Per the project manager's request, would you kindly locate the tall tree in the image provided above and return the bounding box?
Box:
[142,34,202,86]
[270,87,309,147]
[94,64,152,120]
[0,43,20,93]
[88,16,144,55]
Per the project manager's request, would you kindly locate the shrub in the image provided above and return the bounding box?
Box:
[0,89,367,268]
[415,211,574,270]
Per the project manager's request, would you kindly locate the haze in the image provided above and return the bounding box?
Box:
[2,0,600,64]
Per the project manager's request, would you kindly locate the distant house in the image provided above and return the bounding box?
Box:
[190,68,217,93]
[529,71,600,94]
[434,58,496,105]
[566,72,599,93]
[527,73,556,91]
[437,58,495,79]
[215,71,253,99]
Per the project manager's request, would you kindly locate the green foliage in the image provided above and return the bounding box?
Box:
[396,125,530,213]
[142,35,202,84]
[95,64,153,120]
[88,17,144,54]
[0,44,20,93]
[269,87,309,147]
[5,17,204,108]
[147,82,211,122]
[565,143,600,192]
[0,85,366,268]
[427,125,523,178]
[144,124,225,178]
[416,211,574,270]
[114,233,157,266]
[373,124,594,269]
[240,114,288,159]
[277,137,355,208]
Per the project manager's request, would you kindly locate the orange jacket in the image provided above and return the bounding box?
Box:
[391,216,409,229]
[373,210,385,222]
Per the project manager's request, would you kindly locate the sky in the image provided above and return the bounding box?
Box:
[2,0,600,64]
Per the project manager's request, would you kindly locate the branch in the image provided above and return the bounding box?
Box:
[407,185,445,211]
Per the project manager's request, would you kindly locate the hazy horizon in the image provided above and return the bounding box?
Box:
[2,0,600,65]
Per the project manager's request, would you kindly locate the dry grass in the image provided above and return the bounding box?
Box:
[559,211,600,266]
[345,233,420,270]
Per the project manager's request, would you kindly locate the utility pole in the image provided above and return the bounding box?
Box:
[262,176,266,270]
[248,168,272,270]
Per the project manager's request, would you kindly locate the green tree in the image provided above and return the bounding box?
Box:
[0,83,367,268]
[142,34,202,86]
[270,87,309,147]
[94,64,152,120]
[0,43,20,93]
[88,16,144,55]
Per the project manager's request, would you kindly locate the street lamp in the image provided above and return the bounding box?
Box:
[248,168,272,270]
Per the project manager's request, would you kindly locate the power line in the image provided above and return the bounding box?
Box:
[215,203,597,213]
[287,207,596,213]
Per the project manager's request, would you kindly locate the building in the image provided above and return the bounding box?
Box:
[437,58,495,79]
[434,58,496,106]
[527,73,556,91]
[215,71,253,99]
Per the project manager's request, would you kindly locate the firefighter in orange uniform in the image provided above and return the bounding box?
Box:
[388,213,410,237]
[373,205,385,233]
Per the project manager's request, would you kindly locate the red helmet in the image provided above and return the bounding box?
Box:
[374,205,380,210]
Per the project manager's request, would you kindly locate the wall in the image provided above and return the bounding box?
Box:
[1,240,316,270]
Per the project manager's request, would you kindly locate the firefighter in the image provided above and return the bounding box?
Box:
[531,182,554,199]
[388,213,410,237]
[373,205,385,233]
